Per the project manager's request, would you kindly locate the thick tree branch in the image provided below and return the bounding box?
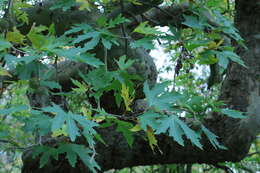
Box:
[107,0,163,19]
[144,2,223,29]
[21,113,254,173]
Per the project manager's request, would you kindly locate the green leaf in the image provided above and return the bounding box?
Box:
[97,16,107,27]
[220,108,246,119]
[40,81,61,89]
[201,125,227,150]
[198,50,218,65]
[77,53,104,67]
[115,55,135,70]
[27,25,49,49]
[217,53,229,69]
[168,25,181,40]
[34,143,100,172]
[66,113,81,141]
[215,50,246,67]
[58,144,78,167]
[134,21,162,35]
[73,31,100,44]
[174,117,202,149]
[0,105,28,115]
[42,104,81,142]
[83,36,100,51]
[130,37,155,50]
[49,0,76,11]
[70,144,100,173]
[156,116,185,146]
[143,81,182,111]
[4,54,18,69]
[184,40,209,51]
[115,119,134,147]
[24,110,52,136]
[71,79,88,93]
[33,146,60,168]
[53,47,82,60]
[0,38,12,51]
[101,38,112,49]
[107,14,130,28]
[72,114,99,146]
[64,24,92,35]
[182,15,203,30]
[139,111,161,131]
[83,68,114,91]
[42,104,66,131]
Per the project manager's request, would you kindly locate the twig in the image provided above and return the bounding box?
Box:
[120,0,128,56]
[212,164,233,173]
[238,163,255,173]
[11,46,27,54]
[104,46,108,71]
[227,0,230,11]
[90,144,97,162]
[0,139,12,143]
[0,139,22,149]
[141,14,160,26]
[4,0,14,18]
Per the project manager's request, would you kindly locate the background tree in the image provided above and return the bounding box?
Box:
[0,0,260,173]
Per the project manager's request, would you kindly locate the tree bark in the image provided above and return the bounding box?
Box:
[3,0,259,172]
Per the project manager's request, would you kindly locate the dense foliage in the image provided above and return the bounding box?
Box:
[0,0,259,172]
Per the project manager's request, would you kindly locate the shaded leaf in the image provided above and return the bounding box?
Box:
[201,125,227,150]
[221,108,246,119]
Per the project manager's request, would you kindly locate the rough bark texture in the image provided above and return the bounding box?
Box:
[3,0,259,172]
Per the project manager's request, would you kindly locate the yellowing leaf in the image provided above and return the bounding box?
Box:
[92,115,106,123]
[130,124,141,132]
[27,24,49,49]
[133,22,162,35]
[207,41,217,49]
[6,28,25,44]
[0,68,12,77]
[76,0,93,11]
[128,0,142,5]
[207,39,224,50]
[52,125,68,137]
[80,107,92,120]
[121,84,134,112]
[146,126,158,151]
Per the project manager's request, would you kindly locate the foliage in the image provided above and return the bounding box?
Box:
[0,0,259,173]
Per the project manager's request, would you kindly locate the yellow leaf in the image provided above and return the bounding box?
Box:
[6,28,25,44]
[0,68,12,77]
[207,41,217,49]
[52,125,68,137]
[216,39,224,47]
[128,0,142,5]
[130,124,141,132]
[207,39,224,50]
[80,107,92,120]
[146,126,158,151]
[121,84,134,112]
[76,0,93,11]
